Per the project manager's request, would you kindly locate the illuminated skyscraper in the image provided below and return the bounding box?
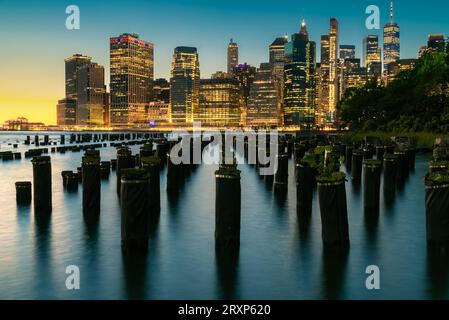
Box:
[328,18,339,125]
[269,36,288,85]
[383,0,400,73]
[65,54,92,100]
[110,33,154,126]
[386,59,417,83]
[198,78,240,127]
[153,78,170,104]
[170,46,200,123]
[227,39,238,76]
[269,36,288,125]
[283,19,316,127]
[247,63,279,127]
[234,63,256,125]
[76,62,106,126]
[363,35,382,76]
[317,35,330,127]
[339,45,356,60]
[340,58,362,97]
[346,67,368,89]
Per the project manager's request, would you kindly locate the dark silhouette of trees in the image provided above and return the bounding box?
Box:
[338,49,449,133]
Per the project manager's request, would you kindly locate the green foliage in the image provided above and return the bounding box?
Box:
[338,50,449,134]
[426,172,449,187]
[316,171,346,183]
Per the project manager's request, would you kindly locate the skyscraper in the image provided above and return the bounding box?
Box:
[386,59,417,83]
[56,98,76,126]
[234,63,256,125]
[269,36,288,85]
[65,54,92,100]
[340,58,362,97]
[383,0,400,74]
[283,19,316,127]
[317,35,330,127]
[427,34,446,53]
[198,78,240,127]
[247,63,279,127]
[169,47,200,123]
[153,78,170,104]
[328,18,339,125]
[269,36,288,125]
[110,33,154,126]
[339,45,356,60]
[364,35,382,76]
[76,62,106,126]
[227,39,238,76]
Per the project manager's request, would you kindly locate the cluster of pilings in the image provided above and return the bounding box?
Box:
[10,131,431,256]
[0,151,21,161]
[425,141,449,249]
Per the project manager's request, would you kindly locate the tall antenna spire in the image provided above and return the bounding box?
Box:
[390,0,394,23]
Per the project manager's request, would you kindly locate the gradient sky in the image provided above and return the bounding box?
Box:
[0,0,448,125]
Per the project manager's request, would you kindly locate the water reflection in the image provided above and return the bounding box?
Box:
[215,246,240,300]
[427,246,449,299]
[364,210,379,245]
[122,251,149,300]
[321,247,349,299]
[33,210,53,297]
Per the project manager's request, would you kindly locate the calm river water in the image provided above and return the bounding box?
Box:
[0,132,446,300]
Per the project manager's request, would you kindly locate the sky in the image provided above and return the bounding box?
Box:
[0,0,448,125]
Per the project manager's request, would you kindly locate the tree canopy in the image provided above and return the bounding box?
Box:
[338,49,449,133]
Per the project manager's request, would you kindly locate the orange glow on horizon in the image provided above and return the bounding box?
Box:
[0,96,56,125]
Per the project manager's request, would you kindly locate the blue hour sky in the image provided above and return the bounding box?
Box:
[0,0,448,123]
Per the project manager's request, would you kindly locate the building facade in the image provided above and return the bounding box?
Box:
[65,54,92,100]
[386,59,417,83]
[76,62,106,126]
[110,33,154,126]
[283,20,316,127]
[363,35,382,77]
[339,45,356,60]
[247,63,279,127]
[227,39,238,76]
[169,46,200,123]
[383,0,400,74]
[56,98,77,126]
[328,18,339,126]
[198,78,240,127]
[233,63,256,125]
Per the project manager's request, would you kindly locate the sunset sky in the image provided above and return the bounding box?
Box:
[0,0,448,125]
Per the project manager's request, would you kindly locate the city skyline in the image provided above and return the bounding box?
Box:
[1,0,449,124]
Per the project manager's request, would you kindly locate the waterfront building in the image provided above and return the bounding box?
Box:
[247,63,279,127]
[169,47,200,123]
[233,63,256,125]
[56,98,77,126]
[283,19,316,127]
[110,33,154,126]
[76,62,106,126]
[198,78,240,127]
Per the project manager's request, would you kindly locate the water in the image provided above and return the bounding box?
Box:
[0,132,447,300]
